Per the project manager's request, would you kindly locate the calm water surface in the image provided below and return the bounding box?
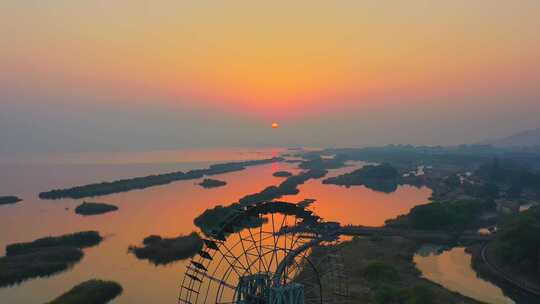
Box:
[1,148,431,303]
[414,245,514,304]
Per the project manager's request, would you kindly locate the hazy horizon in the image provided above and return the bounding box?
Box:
[2,1,540,155]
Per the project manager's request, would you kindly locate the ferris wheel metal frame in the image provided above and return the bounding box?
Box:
[178,201,349,304]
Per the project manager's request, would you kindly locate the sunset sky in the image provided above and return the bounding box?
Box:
[1,1,539,153]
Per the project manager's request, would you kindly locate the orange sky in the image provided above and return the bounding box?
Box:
[1,1,540,153]
[2,1,539,120]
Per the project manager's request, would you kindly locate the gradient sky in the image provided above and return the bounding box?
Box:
[1,1,539,154]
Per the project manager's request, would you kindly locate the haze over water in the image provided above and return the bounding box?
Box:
[2,2,540,152]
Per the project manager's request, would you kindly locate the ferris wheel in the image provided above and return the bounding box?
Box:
[178,201,349,304]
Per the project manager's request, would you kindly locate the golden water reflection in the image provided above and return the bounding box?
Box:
[414,246,514,304]
[0,151,432,303]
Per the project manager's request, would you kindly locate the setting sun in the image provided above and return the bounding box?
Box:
[1,2,539,303]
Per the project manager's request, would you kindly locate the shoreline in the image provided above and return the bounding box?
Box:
[469,242,540,303]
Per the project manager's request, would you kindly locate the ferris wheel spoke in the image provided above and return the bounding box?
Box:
[237,231,255,276]
[242,228,271,273]
[282,221,294,279]
[196,241,241,304]
[258,219,264,275]
[268,213,289,272]
[239,233,271,264]
[187,266,237,290]
[267,213,278,272]
[218,240,252,278]
[241,244,279,278]
[288,254,324,291]
[215,264,238,303]
[288,218,305,253]
[275,214,289,268]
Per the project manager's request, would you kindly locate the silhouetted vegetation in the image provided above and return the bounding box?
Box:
[322,145,511,167]
[194,203,268,237]
[194,204,242,235]
[374,284,434,304]
[307,145,540,175]
[6,231,102,256]
[323,163,400,193]
[297,198,316,208]
[272,171,292,177]
[493,205,540,276]
[48,279,122,304]
[0,247,83,287]
[324,163,399,184]
[75,202,118,216]
[199,178,227,188]
[408,200,486,231]
[298,156,346,170]
[39,157,282,199]
[0,231,102,287]
[463,182,500,201]
[363,261,400,284]
[477,159,540,193]
[0,196,21,205]
[128,232,203,265]
[239,169,327,205]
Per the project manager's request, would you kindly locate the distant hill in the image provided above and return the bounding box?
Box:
[482,128,540,147]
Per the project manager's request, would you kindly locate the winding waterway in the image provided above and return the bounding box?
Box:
[414,245,514,304]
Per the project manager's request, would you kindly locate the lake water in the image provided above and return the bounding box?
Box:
[0,148,451,303]
[414,245,514,304]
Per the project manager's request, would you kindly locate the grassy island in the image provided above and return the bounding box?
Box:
[48,279,123,304]
[239,168,327,205]
[129,232,203,265]
[6,231,102,255]
[39,157,282,199]
[409,200,485,231]
[194,204,267,237]
[385,200,487,232]
[199,178,227,188]
[298,156,346,170]
[0,196,22,205]
[323,163,400,193]
[75,202,118,216]
[272,171,293,177]
[0,231,102,287]
[0,247,83,288]
[194,204,242,234]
